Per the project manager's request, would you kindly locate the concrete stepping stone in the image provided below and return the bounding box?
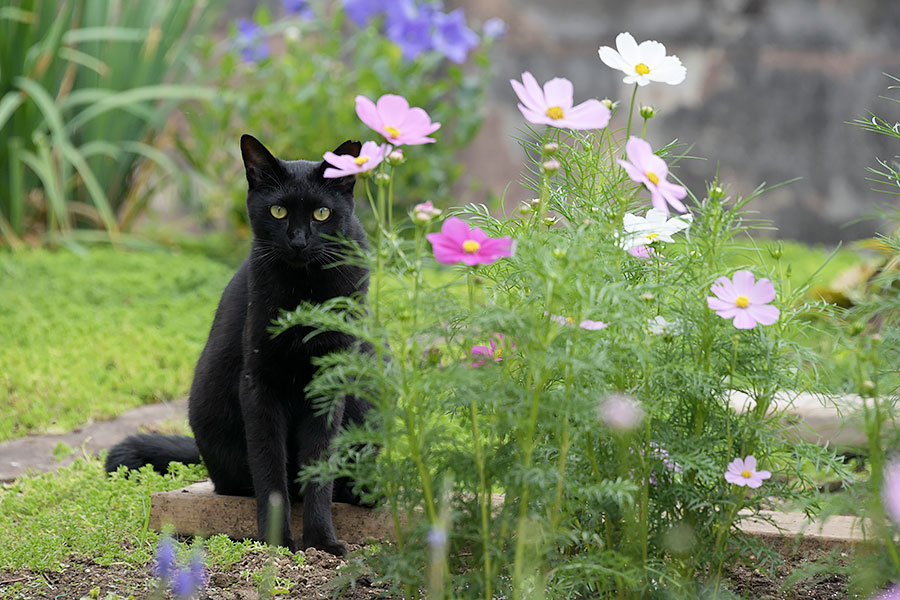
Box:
[0,398,187,482]
[150,481,868,546]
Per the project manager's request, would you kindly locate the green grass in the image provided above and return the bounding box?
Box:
[0,247,233,441]
[0,457,206,571]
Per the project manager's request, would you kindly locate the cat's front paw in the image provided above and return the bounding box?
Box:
[303,536,347,557]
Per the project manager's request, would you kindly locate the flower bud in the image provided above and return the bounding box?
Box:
[530,198,542,208]
[601,98,615,110]
[552,247,566,258]
[387,148,405,166]
[541,159,560,174]
[767,242,784,260]
[598,393,644,432]
[519,202,533,215]
[374,172,391,186]
[640,292,655,302]
[543,142,559,156]
[413,201,442,223]
[639,105,656,119]
[542,216,557,227]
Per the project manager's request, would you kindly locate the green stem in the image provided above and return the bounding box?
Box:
[470,397,493,600]
[625,83,638,140]
[467,268,476,311]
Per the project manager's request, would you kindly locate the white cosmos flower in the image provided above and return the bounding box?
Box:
[621,208,691,250]
[598,32,686,87]
[647,315,680,336]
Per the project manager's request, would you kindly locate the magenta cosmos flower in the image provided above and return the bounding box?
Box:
[707,270,780,330]
[322,141,387,178]
[355,94,441,146]
[426,217,513,266]
[618,136,687,215]
[724,455,771,488]
[471,333,509,367]
[510,72,610,130]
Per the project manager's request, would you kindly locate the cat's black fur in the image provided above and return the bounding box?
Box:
[106,135,371,556]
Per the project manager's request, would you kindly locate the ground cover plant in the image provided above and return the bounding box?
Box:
[277,33,900,599]
[0,247,232,440]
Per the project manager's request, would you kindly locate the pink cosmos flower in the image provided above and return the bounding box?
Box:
[322,141,387,178]
[355,94,441,146]
[426,217,513,266]
[598,393,644,431]
[724,455,771,488]
[883,460,900,527]
[618,137,687,215]
[471,333,509,368]
[548,314,608,330]
[707,270,780,330]
[870,585,900,600]
[510,72,611,130]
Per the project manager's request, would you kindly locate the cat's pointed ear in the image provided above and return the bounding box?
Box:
[319,139,362,193]
[240,134,284,189]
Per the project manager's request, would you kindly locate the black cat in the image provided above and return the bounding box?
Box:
[106,135,372,556]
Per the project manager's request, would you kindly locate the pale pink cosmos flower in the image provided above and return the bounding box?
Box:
[579,319,608,330]
[355,94,441,146]
[471,333,509,368]
[724,455,771,489]
[618,137,687,215]
[870,585,900,600]
[413,201,442,223]
[322,141,387,178]
[883,460,900,527]
[598,393,644,431]
[426,217,513,266]
[510,72,611,130]
[707,270,780,330]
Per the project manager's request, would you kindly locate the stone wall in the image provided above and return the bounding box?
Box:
[456,0,900,242]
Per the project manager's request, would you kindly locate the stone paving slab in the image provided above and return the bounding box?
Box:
[150,481,396,545]
[151,481,869,546]
[0,398,188,482]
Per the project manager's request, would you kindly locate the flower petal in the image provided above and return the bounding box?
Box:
[711,276,738,302]
[598,44,630,74]
[355,95,382,133]
[375,94,411,124]
[511,77,544,114]
[732,309,757,329]
[746,303,780,326]
[440,216,471,245]
[615,32,640,65]
[562,99,611,130]
[744,455,757,471]
[749,277,776,304]
[732,270,757,296]
[625,136,654,170]
[542,77,574,110]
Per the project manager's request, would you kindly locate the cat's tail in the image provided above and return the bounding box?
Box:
[105,434,201,474]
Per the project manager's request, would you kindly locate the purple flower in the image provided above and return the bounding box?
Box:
[282,0,314,19]
[707,270,780,330]
[152,536,177,582]
[340,0,384,27]
[724,455,771,489]
[883,460,900,527]
[471,333,509,367]
[482,17,506,40]
[870,585,900,600]
[235,19,269,63]
[431,8,479,64]
[386,6,433,61]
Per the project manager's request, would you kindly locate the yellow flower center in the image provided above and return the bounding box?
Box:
[645,171,660,185]
[546,106,564,120]
[635,63,650,75]
[741,470,752,479]
[354,156,370,166]
[385,125,401,139]
[735,296,750,308]
[462,240,481,254]
[647,233,659,240]
[566,317,575,324]
[494,347,503,359]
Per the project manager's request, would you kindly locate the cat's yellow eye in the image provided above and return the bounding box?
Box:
[269,205,287,219]
[312,207,331,222]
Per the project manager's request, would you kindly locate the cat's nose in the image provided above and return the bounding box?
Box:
[290,233,308,250]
